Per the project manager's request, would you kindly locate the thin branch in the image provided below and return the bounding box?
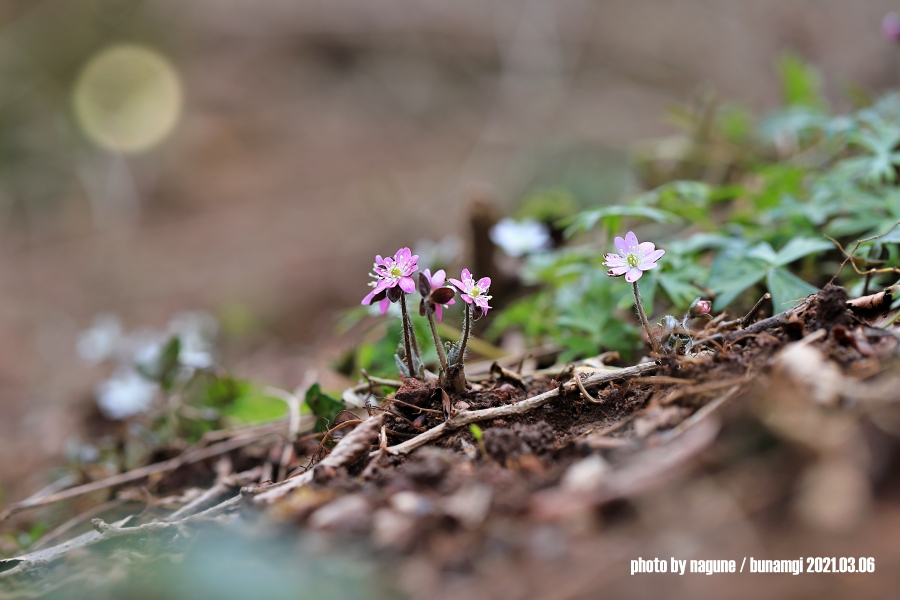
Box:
[0,430,280,523]
[574,373,604,404]
[826,221,900,285]
[381,362,660,456]
[718,293,771,330]
[254,414,383,506]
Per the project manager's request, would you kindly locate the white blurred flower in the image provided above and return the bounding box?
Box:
[413,235,464,271]
[489,218,551,257]
[96,369,159,420]
[124,328,167,367]
[76,313,123,364]
[168,311,217,368]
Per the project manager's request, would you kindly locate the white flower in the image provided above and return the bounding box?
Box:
[76,313,123,364]
[96,369,159,420]
[489,218,551,257]
[413,235,464,270]
[168,311,217,368]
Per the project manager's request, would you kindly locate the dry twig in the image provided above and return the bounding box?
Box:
[254,414,384,506]
[0,428,282,522]
[381,362,659,456]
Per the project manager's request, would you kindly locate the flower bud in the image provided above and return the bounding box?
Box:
[690,299,711,316]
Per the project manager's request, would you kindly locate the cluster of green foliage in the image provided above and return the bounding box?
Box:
[340,55,900,372]
[491,54,900,360]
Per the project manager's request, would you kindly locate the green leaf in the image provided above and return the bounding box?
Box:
[772,237,833,266]
[136,336,181,390]
[304,383,345,433]
[778,53,824,109]
[658,273,704,309]
[564,205,679,237]
[707,244,769,310]
[221,385,290,424]
[766,267,818,311]
[747,242,778,264]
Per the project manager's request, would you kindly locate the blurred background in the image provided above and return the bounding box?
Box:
[1,0,899,501]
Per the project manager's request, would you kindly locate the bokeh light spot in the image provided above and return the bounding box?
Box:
[74,45,182,153]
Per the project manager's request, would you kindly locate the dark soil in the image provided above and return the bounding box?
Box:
[2,287,900,600]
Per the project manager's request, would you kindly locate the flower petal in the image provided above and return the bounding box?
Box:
[449,278,466,292]
[603,254,626,268]
[637,241,655,256]
[375,255,385,265]
[461,294,474,304]
[434,304,443,322]
[362,280,390,304]
[432,269,446,287]
[607,265,629,276]
[476,277,491,291]
[624,267,643,282]
[638,261,659,271]
[625,231,639,251]
[399,277,415,294]
[643,248,665,264]
[396,247,411,260]
[446,298,455,306]
[379,297,391,314]
[614,236,627,255]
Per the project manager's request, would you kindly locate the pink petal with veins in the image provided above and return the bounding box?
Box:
[604,254,626,267]
[624,267,643,282]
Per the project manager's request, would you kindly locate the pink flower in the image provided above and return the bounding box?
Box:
[420,269,456,322]
[884,12,900,43]
[361,247,419,312]
[603,231,664,283]
[449,268,492,315]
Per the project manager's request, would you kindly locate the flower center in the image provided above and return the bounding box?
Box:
[389,266,402,278]
[471,286,481,297]
[626,253,639,268]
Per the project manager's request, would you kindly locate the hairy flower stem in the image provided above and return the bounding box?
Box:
[633,281,661,355]
[427,314,449,375]
[457,303,472,368]
[447,303,472,393]
[399,294,417,378]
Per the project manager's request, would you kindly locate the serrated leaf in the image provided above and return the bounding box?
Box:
[766,267,818,311]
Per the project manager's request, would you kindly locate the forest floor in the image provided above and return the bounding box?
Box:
[1,284,899,599]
